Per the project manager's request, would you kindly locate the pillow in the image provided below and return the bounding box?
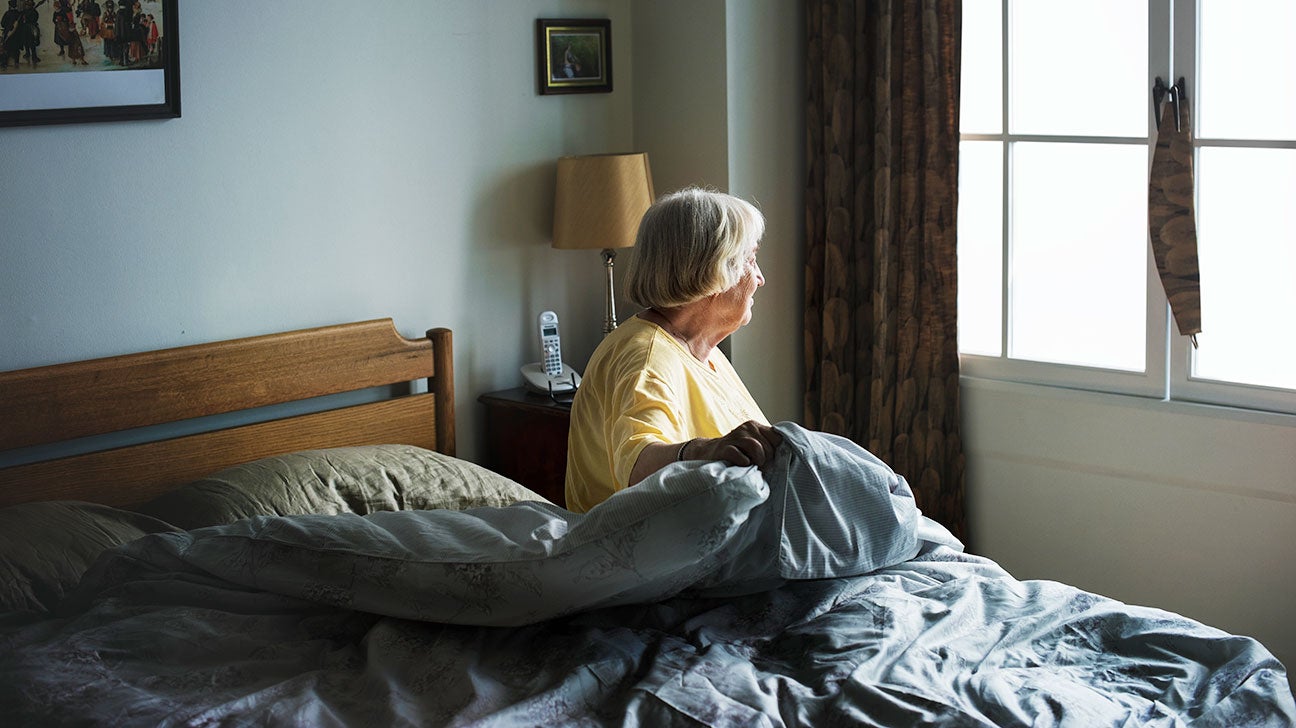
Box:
[0,501,179,614]
[134,445,548,530]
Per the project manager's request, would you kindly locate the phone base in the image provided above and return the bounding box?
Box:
[521,362,581,394]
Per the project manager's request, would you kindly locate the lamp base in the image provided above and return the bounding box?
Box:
[601,248,619,336]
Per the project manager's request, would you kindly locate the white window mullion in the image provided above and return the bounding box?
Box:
[1000,0,1011,362]
[1164,0,1195,404]
[1145,0,1173,400]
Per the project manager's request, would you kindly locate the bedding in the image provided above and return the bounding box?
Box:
[0,445,545,617]
[0,428,1291,726]
[0,501,179,614]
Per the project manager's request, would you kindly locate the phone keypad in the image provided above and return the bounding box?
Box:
[544,342,562,374]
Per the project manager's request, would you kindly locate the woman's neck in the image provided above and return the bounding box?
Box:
[641,306,722,362]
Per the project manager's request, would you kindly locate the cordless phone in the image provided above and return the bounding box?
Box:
[521,310,581,396]
[539,310,563,376]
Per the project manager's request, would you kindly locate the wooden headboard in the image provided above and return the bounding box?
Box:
[0,319,454,509]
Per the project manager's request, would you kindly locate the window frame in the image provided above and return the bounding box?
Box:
[1164,0,1296,415]
[959,0,1296,416]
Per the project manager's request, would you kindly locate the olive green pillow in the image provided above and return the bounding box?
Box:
[134,444,549,530]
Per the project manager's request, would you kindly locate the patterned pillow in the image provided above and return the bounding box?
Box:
[0,501,179,614]
[134,445,548,529]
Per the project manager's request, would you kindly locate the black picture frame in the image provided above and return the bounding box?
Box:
[0,0,180,128]
[536,18,611,96]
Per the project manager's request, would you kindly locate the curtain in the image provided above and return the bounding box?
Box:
[804,0,967,543]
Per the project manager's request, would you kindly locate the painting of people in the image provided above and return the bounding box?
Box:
[1,0,165,74]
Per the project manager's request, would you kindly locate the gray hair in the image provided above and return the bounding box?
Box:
[624,187,765,310]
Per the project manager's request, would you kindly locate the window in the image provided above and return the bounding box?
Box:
[958,0,1296,414]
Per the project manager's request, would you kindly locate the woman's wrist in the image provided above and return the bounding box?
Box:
[676,438,696,461]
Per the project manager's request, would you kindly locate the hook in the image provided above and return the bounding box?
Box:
[1171,77,1186,133]
[1175,77,1186,133]
[1153,77,1168,130]
[1152,77,1187,133]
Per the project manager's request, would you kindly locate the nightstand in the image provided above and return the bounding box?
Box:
[477,387,572,508]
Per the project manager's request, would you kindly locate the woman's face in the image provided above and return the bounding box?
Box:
[710,243,765,333]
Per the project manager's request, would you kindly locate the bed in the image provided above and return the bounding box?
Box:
[0,319,1292,727]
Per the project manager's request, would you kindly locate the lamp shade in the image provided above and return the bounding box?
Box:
[552,152,655,250]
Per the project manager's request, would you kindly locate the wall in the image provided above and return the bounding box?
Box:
[628,1,729,196]
[630,0,804,425]
[0,0,635,463]
[724,1,806,425]
[964,379,1296,669]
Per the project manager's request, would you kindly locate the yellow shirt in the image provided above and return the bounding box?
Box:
[564,315,768,513]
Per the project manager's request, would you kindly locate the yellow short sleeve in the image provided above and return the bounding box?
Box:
[564,317,767,513]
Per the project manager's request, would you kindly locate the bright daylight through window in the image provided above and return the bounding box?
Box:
[957,0,1296,414]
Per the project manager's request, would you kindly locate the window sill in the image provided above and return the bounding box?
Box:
[959,375,1296,430]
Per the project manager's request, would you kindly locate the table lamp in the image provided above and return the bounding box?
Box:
[552,152,655,336]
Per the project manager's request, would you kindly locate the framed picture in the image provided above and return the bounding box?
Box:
[535,18,611,95]
[0,0,180,128]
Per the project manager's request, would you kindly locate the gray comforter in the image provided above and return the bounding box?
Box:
[1,425,1292,726]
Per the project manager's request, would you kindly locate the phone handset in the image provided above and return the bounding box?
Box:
[521,310,581,396]
[539,310,563,376]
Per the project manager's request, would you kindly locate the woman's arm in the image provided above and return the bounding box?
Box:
[627,420,783,486]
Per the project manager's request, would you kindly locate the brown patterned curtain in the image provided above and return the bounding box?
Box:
[804,0,967,543]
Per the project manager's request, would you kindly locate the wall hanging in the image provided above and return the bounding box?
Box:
[0,0,179,128]
[535,18,611,95]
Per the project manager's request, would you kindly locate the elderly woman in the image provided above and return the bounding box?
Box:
[564,187,782,513]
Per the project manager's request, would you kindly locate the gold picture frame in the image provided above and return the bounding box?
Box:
[536,18,611,95]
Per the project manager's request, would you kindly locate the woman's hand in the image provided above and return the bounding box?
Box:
[627,421,784,487]
[686,420,783,468]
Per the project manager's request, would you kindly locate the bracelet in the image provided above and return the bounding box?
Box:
[676,438,694,461]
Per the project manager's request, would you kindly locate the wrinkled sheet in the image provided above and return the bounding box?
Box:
[1,425,1292,726]
[2,546,1291,727]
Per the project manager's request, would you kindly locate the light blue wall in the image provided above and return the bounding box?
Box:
[0,0,636,460]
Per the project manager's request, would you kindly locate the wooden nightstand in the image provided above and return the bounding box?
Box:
[477,387,572,508]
